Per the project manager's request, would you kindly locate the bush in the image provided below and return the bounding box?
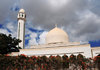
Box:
[0,54,98,70]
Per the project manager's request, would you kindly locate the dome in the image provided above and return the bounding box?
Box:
[19,9,25,13]
[46,27,69,44]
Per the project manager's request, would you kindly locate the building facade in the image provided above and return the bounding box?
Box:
[12,9,100,58]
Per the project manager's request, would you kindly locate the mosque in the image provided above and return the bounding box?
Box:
[12,9,100,58]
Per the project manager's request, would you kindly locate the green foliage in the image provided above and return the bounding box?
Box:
[62,54,69,68]
[69,54,77,64]
[77,54,87,69]
[0,33,21,54]
[0,54,98,70]
[94,54,100,69]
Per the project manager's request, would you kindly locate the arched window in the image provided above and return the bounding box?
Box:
[22,14,23,17]
[20,13,22,17]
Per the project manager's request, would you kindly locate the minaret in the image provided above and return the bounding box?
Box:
[17,9,26,49]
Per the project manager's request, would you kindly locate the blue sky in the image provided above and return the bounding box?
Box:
[0,0,100,48]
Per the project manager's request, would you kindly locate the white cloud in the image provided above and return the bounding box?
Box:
[0,29,10,35]
[28,32,38,46]
[39,31,48,44]
[6,22,15,32]
[0,22,17,38]
[25,28,39,46]
[48,0,69,9]
[6,22,17,37]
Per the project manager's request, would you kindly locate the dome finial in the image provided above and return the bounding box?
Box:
[19,9,25,13]
[55,24,57,28]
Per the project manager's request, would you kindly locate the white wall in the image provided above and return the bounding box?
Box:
[18,20,25,49]
[19,44,92,58]
[92,47,100,57]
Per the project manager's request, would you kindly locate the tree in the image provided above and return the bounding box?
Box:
[0,33,21,54]
[94,54,100,70]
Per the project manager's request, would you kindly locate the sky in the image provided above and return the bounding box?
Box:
[0,0,100,48]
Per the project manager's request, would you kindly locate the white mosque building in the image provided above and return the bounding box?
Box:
[12,9,100,58]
